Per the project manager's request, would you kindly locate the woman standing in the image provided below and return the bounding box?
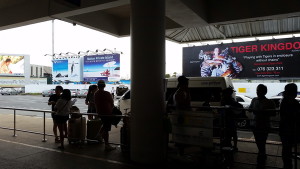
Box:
[85,85,98,120]
[54,89,76,150]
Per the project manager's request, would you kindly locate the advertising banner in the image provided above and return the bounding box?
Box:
[0,55,25,76]
[83,54,120,82]
[52,57,81,82]
[183,37,300,79]
[52,59,68,81]
[68,57,81,82]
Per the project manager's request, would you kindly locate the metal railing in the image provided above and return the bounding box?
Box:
[0,107,127,145]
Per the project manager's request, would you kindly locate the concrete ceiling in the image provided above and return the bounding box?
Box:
[1,0,300,43]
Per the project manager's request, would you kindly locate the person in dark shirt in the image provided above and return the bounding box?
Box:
[280,83,300,169]
[94,80,115,151]
[249,84,276,168]
[85,85,98,120]
[48,86,63,143]
[221,87,242,151]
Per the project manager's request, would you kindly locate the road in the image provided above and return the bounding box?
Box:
[0,95,281,142]
[0,95,88,113]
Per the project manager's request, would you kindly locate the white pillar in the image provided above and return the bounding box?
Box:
[130,0,166,163]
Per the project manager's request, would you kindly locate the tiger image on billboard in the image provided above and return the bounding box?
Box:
[198,47,243,77]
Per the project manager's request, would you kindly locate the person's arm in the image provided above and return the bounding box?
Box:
[48,95,54,105]
[85,93,89,105]
[248,98,255,110]
[70,98,77,105]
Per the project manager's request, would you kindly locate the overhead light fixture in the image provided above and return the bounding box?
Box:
[66,52,77,55]
[95,49,105,54]
[78,51,87,55]
[103,48,114,53]
[86,50,97,55]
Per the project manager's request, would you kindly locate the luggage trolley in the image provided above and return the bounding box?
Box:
[169,107,232,168]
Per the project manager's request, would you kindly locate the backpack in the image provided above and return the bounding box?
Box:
[111,106,122,126]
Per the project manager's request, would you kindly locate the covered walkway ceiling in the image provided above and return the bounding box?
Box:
[1,0,300,43]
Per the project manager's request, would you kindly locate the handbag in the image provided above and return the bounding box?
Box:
[111,106,122,126]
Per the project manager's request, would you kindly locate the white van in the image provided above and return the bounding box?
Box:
[117,77,234,114]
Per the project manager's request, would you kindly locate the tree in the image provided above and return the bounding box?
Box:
[165,74,170,78]
[172,72,177,77]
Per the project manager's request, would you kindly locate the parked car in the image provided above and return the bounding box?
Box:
[42,89,55,97]
[236,95,252,108]
[118,77,234,114]
[1,88,18,95]
[276,91,300,97]
[70,89,80,97]
[14,87,25,94]
[77,89,88,98]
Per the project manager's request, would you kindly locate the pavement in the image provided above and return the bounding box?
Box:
[0,113,297,169]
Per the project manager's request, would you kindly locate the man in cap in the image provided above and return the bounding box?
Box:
[94,80,115,151]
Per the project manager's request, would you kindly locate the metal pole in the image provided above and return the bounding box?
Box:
[42,111,47,142]
[52,19,54,55]
[13,109,17,137]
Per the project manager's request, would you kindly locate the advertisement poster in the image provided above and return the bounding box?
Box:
[0,55,24,76]
[183,37,300,79]
[68,57,81,82]
[52,59,68,81]
[83,54,120,82]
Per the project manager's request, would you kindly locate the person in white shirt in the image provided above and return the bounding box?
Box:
[54,89,76,150]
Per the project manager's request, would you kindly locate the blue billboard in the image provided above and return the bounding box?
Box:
[83,54,120,82]
[52,59,68,80]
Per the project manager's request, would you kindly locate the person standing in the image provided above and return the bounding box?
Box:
[173,75,191,155]
[249,84,276,168]
[94,80,115,151]
[85,85,98,120]
[279,83,300,169]
[174,75,191,110]
[48,86,63,143]
[54,89,76,150]
[220,87,242,151]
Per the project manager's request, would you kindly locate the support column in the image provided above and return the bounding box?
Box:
[130,0,166,163]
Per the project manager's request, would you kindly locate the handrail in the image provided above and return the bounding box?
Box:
[0,106,128,145]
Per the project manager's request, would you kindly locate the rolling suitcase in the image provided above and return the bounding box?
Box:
[68,117,87,144]
[86,119,103,144]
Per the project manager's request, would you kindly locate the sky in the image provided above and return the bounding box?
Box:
[0,20,184,79]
